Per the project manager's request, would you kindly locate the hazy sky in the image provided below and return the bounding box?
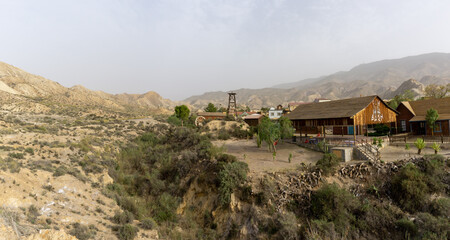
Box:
[1,0,450,100]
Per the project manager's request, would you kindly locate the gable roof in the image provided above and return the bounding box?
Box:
[403,98,450,121]
[243,114,263,120]
[400,101,416,115]
[288,95,397,120]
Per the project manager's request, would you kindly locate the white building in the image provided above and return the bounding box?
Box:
[268,107,283,120]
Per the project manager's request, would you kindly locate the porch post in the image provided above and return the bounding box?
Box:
[353,116,356,145]
[395,121,398,134]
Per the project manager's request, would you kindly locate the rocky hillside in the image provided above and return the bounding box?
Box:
[185,53,450,109]
[0,62,176,116]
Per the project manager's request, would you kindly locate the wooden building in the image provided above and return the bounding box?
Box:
[196,112,227,121]
[288,96,398,139]
[243,114,263,126]
[396,98,450,136]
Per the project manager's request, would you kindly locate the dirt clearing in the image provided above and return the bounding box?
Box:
[213,139,323,173]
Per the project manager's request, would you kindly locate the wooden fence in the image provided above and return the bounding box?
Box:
[389,134,450,144]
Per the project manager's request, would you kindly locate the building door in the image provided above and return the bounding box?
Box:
[418,122,426,135]
[348,126,354,135]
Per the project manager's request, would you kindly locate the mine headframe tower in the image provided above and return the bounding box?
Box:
[227,92,237,117]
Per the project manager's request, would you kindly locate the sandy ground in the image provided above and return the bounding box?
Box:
[214,139,323,173]
[380,145,450,162]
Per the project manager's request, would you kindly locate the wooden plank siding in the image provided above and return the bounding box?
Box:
[353,97,397,135]
[290,96,397,136]
[396,103,415,133]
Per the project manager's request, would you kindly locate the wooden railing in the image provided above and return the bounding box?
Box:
[389,134,450,144]
[290,136,380,161]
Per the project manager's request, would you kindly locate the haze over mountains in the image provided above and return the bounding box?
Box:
[0,61,176,115]
[1,52,449,115]
[185,52,450,109]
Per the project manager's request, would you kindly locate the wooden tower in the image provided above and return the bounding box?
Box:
[227,92,237,117]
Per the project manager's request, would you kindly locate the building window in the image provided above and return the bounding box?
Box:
[434,122,442,133]
[401,120,406,132]
[270,112,274,116]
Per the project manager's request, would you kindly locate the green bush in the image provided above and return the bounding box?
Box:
[152,193,179,223]
[395,218,417,237]
[421,155,445,192]
[8,152,24,159]
[53,166,67,177]
[315,153,341,176]
[216,153,237,163]
[218,161,249,206]
[276,212,299,240]
[415,213,449,239]
[167,115,182,126]
[429,198,450,217]
[113,210,134,224]
[414,138,426,155]
[69,223,97,240]
[431,142,441,154]
[304,220,336,239]
[24,147,34,155]
[118,224,138,240]
[310,183,359,233]
[140,217,157,230]
[373,124,390,135]
[0,157,21,173]
[217,129,231,140]
[391,163,429,212]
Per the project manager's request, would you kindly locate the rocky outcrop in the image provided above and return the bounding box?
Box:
[382,78,425,99]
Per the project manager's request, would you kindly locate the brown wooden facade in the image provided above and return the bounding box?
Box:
[396,98,450,136]
[289,96,398,137]
[396,103,415,133]
[243,114,264,127]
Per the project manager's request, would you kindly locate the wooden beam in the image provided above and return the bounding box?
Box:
[395,120,398,134]
[353,116,356,145]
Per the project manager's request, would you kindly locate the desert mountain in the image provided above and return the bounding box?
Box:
[185,52,450,109]
[0,61,176,116]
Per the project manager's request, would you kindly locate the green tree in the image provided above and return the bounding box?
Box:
[278,116,294,140]
[218,107,227,112]
[388,90,415,109]
[174,105,190,126]
[257,117,294,153]
[257,117,279,153]
[424,84,449,99]
[204,103,217,112]
[425,108,439,136]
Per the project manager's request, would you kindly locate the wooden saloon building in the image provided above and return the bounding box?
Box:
[396,97,450,136]
[288,95,398,139]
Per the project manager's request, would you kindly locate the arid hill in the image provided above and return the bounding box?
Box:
[0,62,177,116]
[185,52,450,109]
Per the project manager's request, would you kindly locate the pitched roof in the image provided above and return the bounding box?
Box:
[197,112,227,117]
[243,114,263,120]
[288,95,396,120]
[400,101,415,115]
[403,98,450,121]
